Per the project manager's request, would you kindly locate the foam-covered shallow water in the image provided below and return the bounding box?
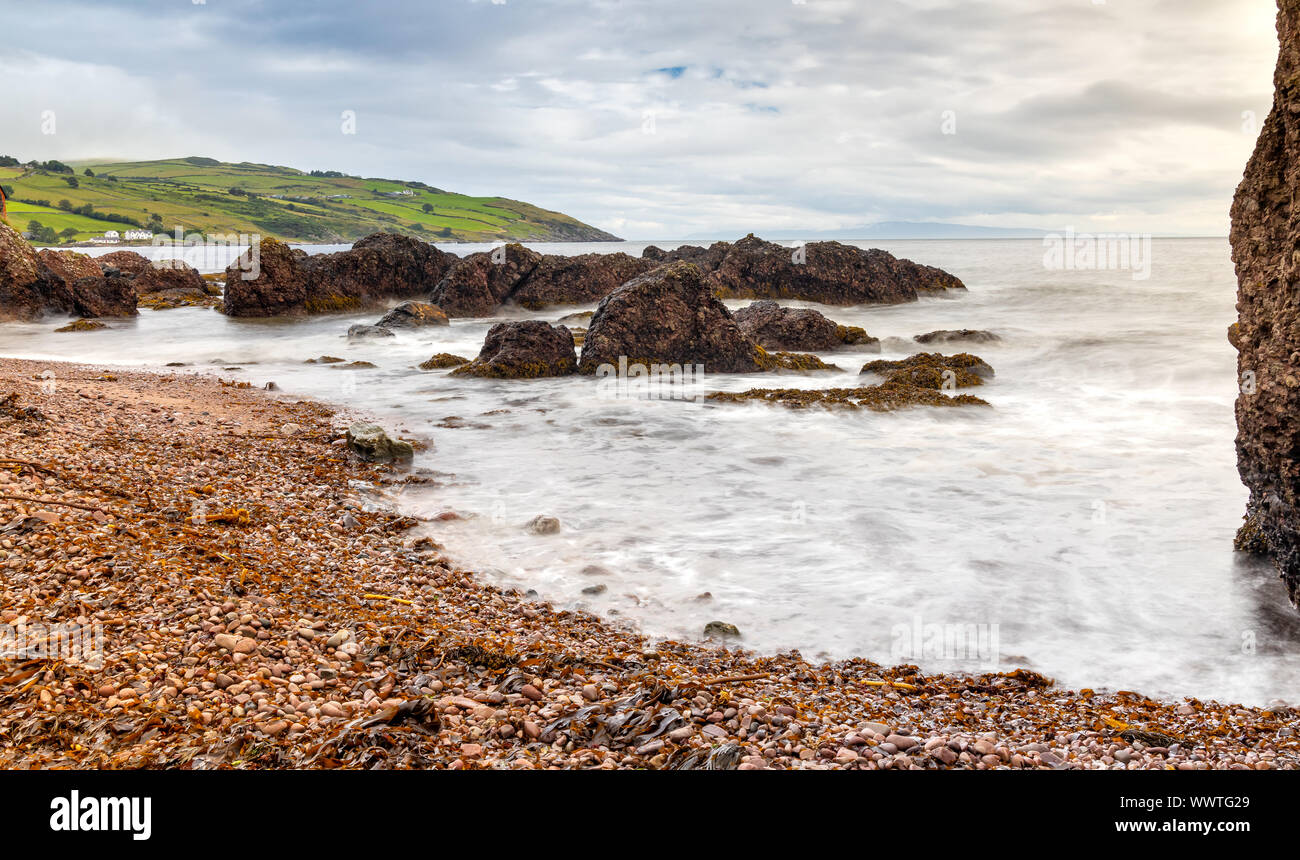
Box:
[6,237,1298,705]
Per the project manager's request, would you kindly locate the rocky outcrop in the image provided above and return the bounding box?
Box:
[708,235,964,304]
[642,235,965,305]
[68,272,140,319]
[452,320,577,378]
[37,249,103,285]
[430,248,655,317]
[132,260,217,309]
[1229,0,1300,602]
[642,241,731,271]
[0,223,139,320]
[578,262,768,374]
[733,300,879,351]
[428,244,542,317]
[377,300,449,328]
[509,252,655,309]
[222,233,458,317]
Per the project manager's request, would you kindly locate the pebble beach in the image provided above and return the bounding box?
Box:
[1,357,1296,770]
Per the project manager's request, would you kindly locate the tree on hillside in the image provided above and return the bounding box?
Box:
[0,156,19,168]
[64,176,79,188]
[57,199,73,211]
[422,203,435,214]
[26,220,57,243]
[83,168,95,177]
[59,227,78,243]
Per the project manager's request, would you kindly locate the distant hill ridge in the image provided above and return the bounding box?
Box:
[0,155,620,244]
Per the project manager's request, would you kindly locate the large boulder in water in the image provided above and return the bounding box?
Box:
[222,232,457,317]
[1229,0,1300,602]
[68,271,140,318]
[578,262,766,374]
[429,244,541,317]
[0,223,136,320]
[733,300,878,351]
[453,320,577,378]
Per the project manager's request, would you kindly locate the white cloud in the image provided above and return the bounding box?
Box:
[0,0,1279,238]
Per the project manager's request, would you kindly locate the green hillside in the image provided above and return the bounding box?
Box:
[0,156,620,244]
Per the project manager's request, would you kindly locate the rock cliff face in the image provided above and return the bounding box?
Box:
[1230,0,1300,602]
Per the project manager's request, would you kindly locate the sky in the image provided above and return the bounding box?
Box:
[0,0,1281,238]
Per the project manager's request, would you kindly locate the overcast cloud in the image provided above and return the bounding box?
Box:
[0,0,1279,238]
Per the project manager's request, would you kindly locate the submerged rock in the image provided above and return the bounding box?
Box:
[377,300,449,328]
[418,353,471,370]
[54,319,107,333]
[914,329,1001,345]
[222,232,457,317]
[860,352,994,388]
[452,320,577,378]
[345,422,414,463]
[525,515,562,535]
[578,262,767,374]
[1229,0,1300,602]
[706,382,990,412]
[347,324,395,339]
[733,300,879,351]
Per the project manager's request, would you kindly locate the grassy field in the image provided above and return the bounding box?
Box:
[0,156,618,244]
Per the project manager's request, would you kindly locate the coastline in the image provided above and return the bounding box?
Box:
[1,358,1294,769]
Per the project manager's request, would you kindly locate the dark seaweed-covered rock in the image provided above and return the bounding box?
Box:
[706,380,990,412]
[733,300,879,351]
[1229,0,1300,602]
[377,300,449,328]
[222,233,457,317]
[914,329,1001,345]
[453,320,577,378]
[578,262,767,374]
[419,353,470,370]
[860,353,994,389]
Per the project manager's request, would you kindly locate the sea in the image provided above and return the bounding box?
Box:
[4,236,1297,706]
